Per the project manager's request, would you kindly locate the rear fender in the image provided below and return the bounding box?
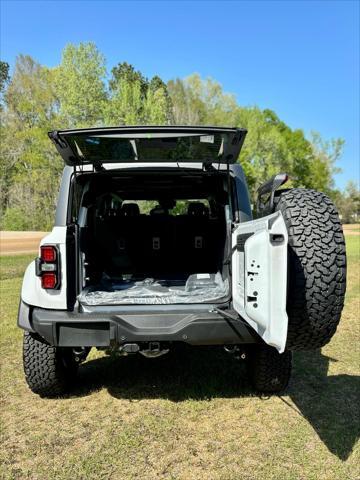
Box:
[21,226,68,310]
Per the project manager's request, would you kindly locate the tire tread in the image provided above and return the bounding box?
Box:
[23,332,76,397]
[277,188,346,350]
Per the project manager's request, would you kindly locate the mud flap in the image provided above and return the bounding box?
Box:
[232,211,288,352]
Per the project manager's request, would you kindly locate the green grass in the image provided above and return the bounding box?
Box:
[0,254,36,281]
[346,235,360,262]
[0,237,359,479]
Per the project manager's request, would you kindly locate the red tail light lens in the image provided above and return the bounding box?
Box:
[41,272,57,289]
[37,244,60,289]
[40,245,57,262]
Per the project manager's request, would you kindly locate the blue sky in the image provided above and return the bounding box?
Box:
[1,0,358,189]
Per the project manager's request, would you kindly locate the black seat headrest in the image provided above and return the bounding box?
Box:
[120,203,140,216]
[187,202,209,217]
[150,205,168,215]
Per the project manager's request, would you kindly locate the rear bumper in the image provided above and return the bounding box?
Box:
[29,306,258,347]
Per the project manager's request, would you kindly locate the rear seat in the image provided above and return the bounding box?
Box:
[96,201,225,278]
[139,206,175,275]
[100,203,141,274]
[176,202,214,273]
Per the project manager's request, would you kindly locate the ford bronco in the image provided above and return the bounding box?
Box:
[18,126,346,396]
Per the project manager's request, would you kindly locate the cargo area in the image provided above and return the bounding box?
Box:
[76,169,231,305]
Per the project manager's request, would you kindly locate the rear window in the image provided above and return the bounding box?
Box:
[66,133,228,163]
[97,199,212,217]
[121,199,211,216]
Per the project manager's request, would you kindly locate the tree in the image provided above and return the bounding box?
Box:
[105,77,143,125]
[143,86,170,124]
[168,74,238,125]
[106,62,172,125]
[1,137,63,231]
[4,55,57,128]
[309,132,344,196]
[0,60,10,108]
[109,61,147,95]
[0,61,9,90]
[335,181,360,223]
[148,75,173,123]
[1,55,61,228]
[56,42,107,128]
[168,74,345,200]
[0,43,347,229]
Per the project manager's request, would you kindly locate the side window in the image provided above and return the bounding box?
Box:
[234,176,252,222]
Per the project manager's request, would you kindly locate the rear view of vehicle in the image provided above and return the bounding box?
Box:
[18,126,346,397]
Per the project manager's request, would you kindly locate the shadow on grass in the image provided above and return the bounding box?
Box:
[287,349,360,461]
[76,345,253,401]
[73,345,359,460]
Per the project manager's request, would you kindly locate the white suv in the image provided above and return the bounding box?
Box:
[18,126,346,397]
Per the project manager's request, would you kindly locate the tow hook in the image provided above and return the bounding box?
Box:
[139,342,170,359]
[117,342,170,358]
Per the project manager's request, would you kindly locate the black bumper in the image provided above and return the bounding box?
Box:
[31,308,258,347]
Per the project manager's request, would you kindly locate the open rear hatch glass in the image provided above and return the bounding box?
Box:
[48,126,247,167]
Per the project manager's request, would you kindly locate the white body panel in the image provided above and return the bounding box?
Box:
[21,226,68,310]
[232,211,288,352]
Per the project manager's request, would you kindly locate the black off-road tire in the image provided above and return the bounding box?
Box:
[276,188,346,350]
[23,332,78,397]
[248,345,292,393]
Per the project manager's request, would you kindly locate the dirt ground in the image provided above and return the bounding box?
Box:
[342,224,360,235]
[0,231,48,256]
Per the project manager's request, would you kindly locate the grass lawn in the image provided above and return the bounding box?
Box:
[0,237,359,479]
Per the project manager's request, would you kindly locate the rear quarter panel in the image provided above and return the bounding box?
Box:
[21,226,68,309]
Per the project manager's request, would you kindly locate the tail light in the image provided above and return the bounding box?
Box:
[40,245,57,262]
[41,272,57,289]
[35,245,60,289]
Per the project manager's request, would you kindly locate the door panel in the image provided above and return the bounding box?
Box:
[232,211,288,352]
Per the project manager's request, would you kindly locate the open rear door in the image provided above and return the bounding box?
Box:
[232,211,288,352]
[48,126,247,168]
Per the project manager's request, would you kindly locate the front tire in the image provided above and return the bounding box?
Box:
[23,332,78,397]
[248,345,292,393]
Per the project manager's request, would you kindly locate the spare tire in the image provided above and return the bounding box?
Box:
[275,188,346,350]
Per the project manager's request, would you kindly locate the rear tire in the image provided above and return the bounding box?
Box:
[23,332,78,397]
[276,188,346,350]
[248,345,292,393]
